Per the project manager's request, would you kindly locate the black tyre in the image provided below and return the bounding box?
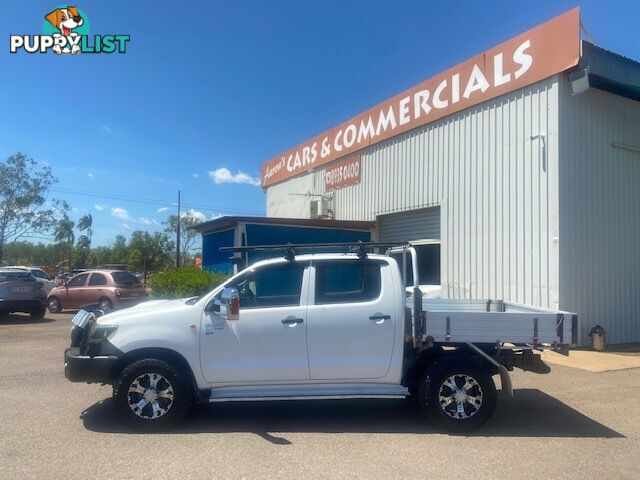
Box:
[418,357,496,432]
[47,297,62,313]
[113,358,192,430]
[30,307,46,319]
[98,298,112,313]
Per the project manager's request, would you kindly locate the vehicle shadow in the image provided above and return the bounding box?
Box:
[80,389,623,442]
[0,313,55,324]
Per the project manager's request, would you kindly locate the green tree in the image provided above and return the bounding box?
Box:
[54,214,75,267]
[128,231,174,280]
[0,153,59,264]
[111,235,128,264]
[164,213,202,266]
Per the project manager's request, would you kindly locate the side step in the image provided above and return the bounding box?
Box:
[206,385,409,403]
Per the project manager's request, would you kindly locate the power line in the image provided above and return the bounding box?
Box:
[49,186,264,216]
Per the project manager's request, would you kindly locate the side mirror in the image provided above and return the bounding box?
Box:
[221,287,240,320]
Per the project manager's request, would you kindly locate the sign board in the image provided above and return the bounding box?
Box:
[261,7,580,187]
[324,155,361,192]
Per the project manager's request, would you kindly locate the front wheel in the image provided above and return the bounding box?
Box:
[47,297,61,313]
[113,358,192,430]
[418,357,496,432]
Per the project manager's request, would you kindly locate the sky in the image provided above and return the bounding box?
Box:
[1,0,638,247]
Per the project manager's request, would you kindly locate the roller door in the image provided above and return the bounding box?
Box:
[377,206,440,243]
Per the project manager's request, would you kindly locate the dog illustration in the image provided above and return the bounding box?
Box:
[45,6,84,54]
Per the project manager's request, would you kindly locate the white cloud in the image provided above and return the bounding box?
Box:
[208,167,260,186]
[94,204,105,211]
[157,207,169,213]
[87,172,94,178]
[122,223,131,230]
[181,208,206,222]
[100,125,112,134]
[192,173,199,179]
[139,217,152,225]
[210,213,224,220]
[111,207,131,220]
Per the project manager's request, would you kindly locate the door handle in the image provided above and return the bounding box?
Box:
[281,317,304,326]
[369,314,391,322]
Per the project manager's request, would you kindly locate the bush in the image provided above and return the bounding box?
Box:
[150,268,229,299]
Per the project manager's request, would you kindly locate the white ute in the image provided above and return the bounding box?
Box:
[64,243,576,432]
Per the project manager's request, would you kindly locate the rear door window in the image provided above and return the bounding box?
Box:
[89,273,108,286]
[315,262,382,304]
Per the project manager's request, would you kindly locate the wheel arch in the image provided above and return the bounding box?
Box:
[110,347,199,400]
[404,347,494,391]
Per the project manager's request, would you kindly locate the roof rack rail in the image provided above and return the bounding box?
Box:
[220,241,409,261]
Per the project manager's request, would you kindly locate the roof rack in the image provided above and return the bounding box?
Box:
[220,241,409,261]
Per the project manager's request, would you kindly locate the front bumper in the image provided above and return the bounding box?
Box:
[0,298,45,313]
[64,347,118,383]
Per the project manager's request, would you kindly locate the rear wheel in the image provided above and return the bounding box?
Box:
[418,357,496,432]
[47,297,61,313]
[113,358,192,430]
[30,307,46,319]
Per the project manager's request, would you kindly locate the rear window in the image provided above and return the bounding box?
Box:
[315,262,382,304]
[111,271,141,285]
[0,271,35,283]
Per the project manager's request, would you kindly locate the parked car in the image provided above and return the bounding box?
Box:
[64,244,576,431]
[48,270,148,313]
[0,268,47,318]
[3,266,56,293]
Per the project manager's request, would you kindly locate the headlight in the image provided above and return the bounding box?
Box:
[87,324,118,344]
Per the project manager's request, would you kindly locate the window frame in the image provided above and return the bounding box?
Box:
[311,259,384,306]
[212,261,309,311]
[67,273,89,288]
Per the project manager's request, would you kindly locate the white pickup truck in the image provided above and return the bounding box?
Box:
[64,243,576,432]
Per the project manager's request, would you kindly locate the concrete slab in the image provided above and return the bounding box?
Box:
[542,349,640,372]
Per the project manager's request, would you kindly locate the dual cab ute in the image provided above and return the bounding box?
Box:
[64,243,576,432]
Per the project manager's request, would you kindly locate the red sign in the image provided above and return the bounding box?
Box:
[262,8,580,187]
[324,155,361,192]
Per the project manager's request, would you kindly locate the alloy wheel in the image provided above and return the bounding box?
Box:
[437,374,483,420]
[127,373,175,420]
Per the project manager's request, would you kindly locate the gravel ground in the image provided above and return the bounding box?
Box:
[1,311,638,479]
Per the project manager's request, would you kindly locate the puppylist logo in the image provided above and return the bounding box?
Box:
[10,5,130,54]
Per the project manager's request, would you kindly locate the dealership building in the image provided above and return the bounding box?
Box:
[258,8,640,345]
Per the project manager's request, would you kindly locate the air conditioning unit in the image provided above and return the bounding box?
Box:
[310,198,330,219]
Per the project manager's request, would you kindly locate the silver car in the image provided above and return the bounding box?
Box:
[3,266,56,293]
[0,269,47,319]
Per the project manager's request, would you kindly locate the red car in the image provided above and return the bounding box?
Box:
[47,270,148,313]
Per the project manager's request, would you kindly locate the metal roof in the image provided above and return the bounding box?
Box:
[193,215,376,234]
[577,41,640,101]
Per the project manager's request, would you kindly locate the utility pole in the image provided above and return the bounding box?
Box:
[176,190,181,268]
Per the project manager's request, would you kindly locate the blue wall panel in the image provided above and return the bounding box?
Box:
[202,229,235,273]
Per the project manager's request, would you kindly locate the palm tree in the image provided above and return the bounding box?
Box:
[54,216,75,245]
[77,213,93,245]
[54,215,75,266]
[76,235,90,250]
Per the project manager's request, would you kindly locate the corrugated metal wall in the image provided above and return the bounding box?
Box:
[268,77,562,309]
[559,83,640,345]
[378,207,440,243]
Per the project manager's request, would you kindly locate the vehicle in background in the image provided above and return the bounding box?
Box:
[48,270,148,313]
[3,266,56,293]
[388,240,442,299]
[0,268,47,319]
